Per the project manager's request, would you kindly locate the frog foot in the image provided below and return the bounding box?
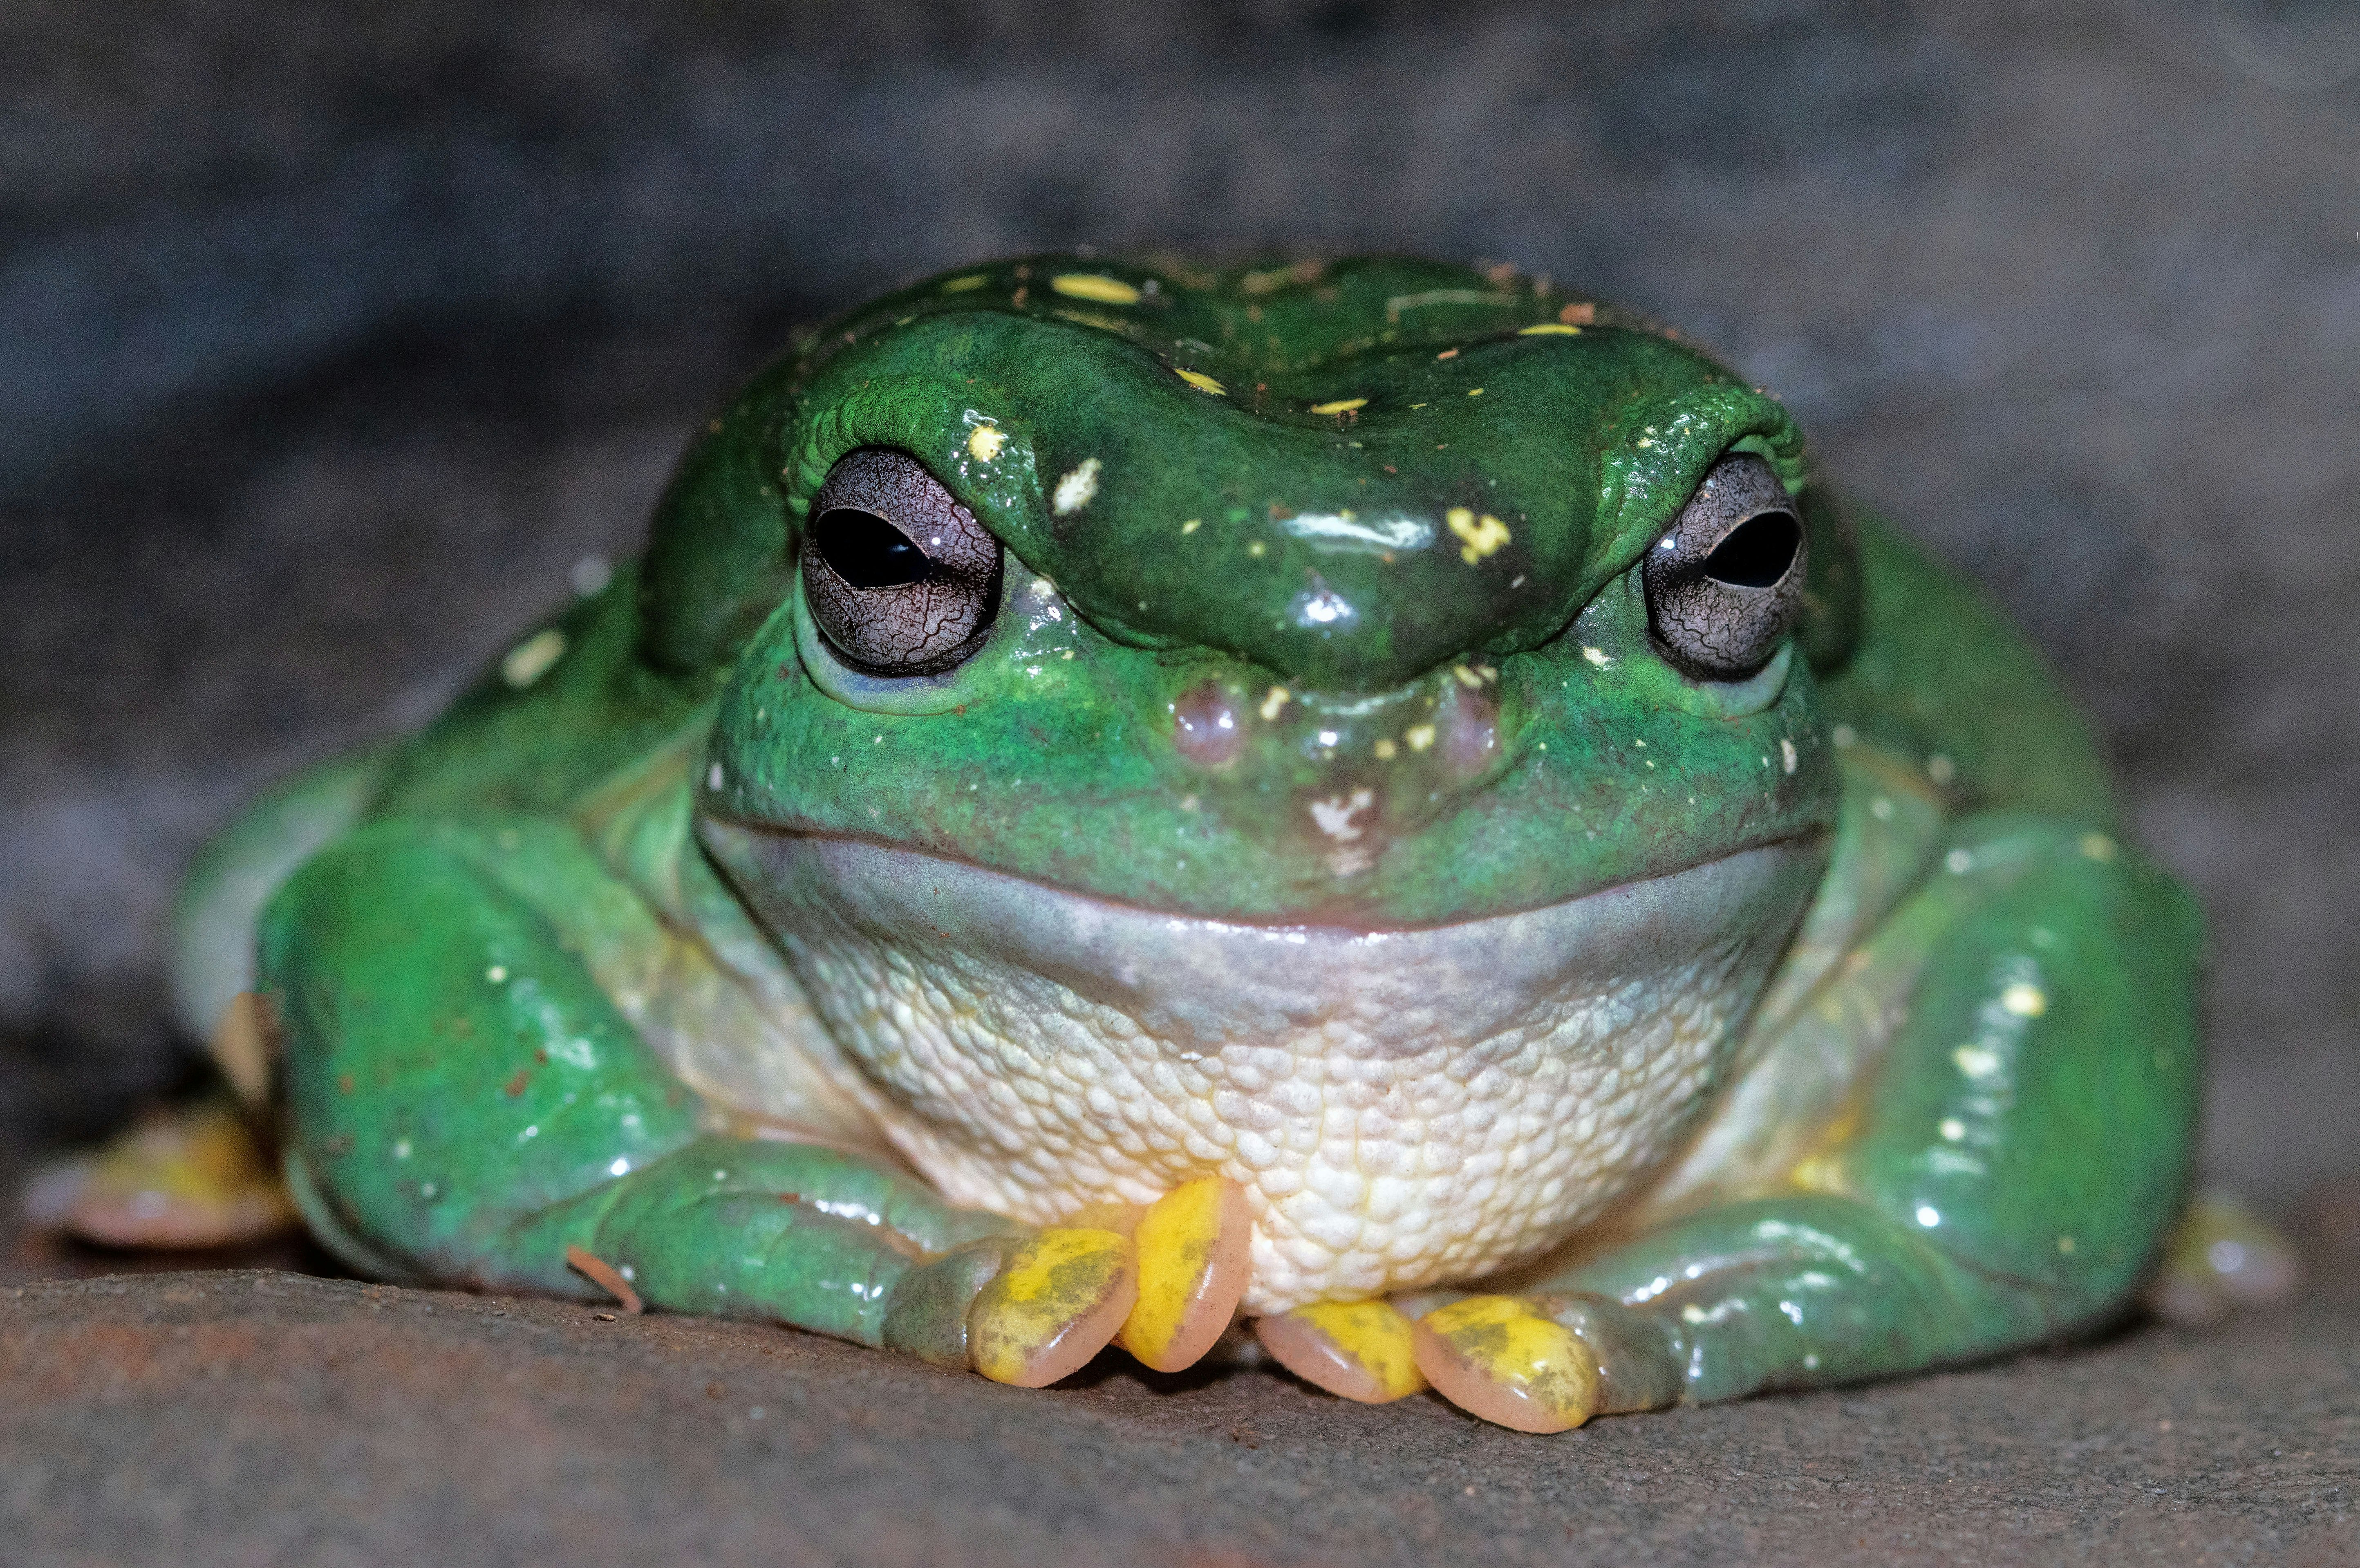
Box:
[2145,1187,2305,1327]
[884,1176,1253,1388]
[1411,1291,1685,1434]
[1254,1298,1430,1403]
[22,1092,296,1249]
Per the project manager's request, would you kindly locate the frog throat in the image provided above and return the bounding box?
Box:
[697,821,1825,1311]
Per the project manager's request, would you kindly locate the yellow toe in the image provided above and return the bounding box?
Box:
[1256,1299,1429,1403]
[968,1228,1137,1388]
[1118,1176,1252,1373]
[1413,1295,1598,1434]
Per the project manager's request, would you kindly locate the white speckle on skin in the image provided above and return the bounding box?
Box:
[1915,1205,1941,1228]
[966,424,1007,462]
[708,763,725,792]
[1780,738,1798,775]
[1581,646,1612,667]
[485,965,507,984]
[570,555,612,596]
[2000,983,2048,1018]
[1946,849,1974,874]
[608,1158,631,1177]
[1927,753,1958,786]
[1309,788,1376,842]
[1831,724,1856,748]
[1052,457,1102,514]
[1953,1046,2002,1079]
[1939,1118,1966,1142]
[500,628,567,689]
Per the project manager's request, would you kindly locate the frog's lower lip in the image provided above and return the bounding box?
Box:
[700,820,1823,950]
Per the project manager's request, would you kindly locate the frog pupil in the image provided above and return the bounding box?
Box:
[1702,511,1801,589]
[815,509,929,589]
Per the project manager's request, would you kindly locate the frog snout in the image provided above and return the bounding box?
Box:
[1164,660,1510,874]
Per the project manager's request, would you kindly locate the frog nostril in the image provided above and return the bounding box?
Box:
[1172,682,1245,768]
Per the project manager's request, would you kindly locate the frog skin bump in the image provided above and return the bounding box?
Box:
[171,253,2200,1431]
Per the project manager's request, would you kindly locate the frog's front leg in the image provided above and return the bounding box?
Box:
[261,819,1143,1384]
[1382,814,2197,1431]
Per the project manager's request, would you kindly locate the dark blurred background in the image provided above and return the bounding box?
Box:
[3,0,2355,1210]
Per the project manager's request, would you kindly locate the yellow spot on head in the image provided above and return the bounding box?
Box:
[1247,540,1266,558]
[1435,348,1460,361]
[2079,832,2117,862]
[1452,664,1483,689]
[1467,387,1485,397]
[1373,737,1397,760]
[501,628,567,689]
[2000,983,2048,1019]
[1517,323,1582,336]
[1180,517,1201,535]
[1581,645,1612,668]
[1174,367,1227,396]
[1052,457,1102,515]
[1445,507,1511,564]
[1258,686,1291,721]
[939,273,990,293]
[965,425,1006,462]
[1308,396,1368,415]
[1050,273,1141,305]
[2058,1235,2077,1254]
[1405,723,1437,753]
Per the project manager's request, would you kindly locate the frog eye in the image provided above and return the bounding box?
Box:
[1640,452,1807,681]
[801,448,1003,676]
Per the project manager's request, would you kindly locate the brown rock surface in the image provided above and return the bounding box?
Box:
[2,1269,2352,1568]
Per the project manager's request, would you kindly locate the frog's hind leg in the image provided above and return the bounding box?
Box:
[1408,814,2203,1429]
[170,744,394,1070]
[20,749,394,1251]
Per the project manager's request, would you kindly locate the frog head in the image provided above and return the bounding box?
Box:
[657,254,1862,1308]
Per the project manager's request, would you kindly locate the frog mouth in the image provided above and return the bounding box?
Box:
[699,821,1825,1049]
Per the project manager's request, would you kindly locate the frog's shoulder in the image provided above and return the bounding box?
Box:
[1821,505,2114,826]
[367,562,719,821]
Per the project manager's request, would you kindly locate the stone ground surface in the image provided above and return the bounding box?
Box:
[1,1267,2354,1568]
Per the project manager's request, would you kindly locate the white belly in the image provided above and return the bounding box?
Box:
[701,827,1817,1313]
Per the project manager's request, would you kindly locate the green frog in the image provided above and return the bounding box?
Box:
[154,253,2206,1431]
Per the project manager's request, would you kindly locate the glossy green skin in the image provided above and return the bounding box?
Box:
[188,254,2200,1408]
